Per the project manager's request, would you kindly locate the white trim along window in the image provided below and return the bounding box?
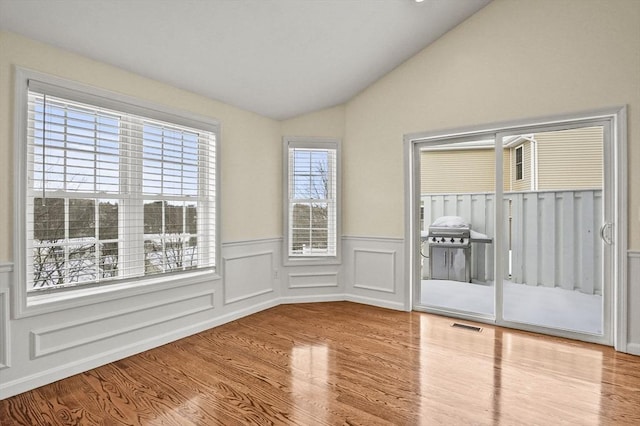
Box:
[284,137,340,263]
[16,70,218,296]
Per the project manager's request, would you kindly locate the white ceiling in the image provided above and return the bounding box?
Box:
[0,0,491,120]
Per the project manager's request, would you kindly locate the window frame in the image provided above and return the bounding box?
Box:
[282,137,341,266]
[13,67,221,318]
[515,144,524,181]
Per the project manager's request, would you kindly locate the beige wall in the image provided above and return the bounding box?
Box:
[343,0,640,249]
[281,104,345,140]
[0,31,282,261]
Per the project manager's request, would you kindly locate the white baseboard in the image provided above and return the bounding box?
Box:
[278,294,345,305]
[278,293,407,313]
[626,343,640,356]
[345,294,407,312]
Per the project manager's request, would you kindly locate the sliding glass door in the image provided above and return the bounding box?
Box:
[411,114,617,345]
[499,124,609,339]
[416,136,496,319]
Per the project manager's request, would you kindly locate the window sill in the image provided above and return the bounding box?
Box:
[283,256,341,267]
[22,269,220,318]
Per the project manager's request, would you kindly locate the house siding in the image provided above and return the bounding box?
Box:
[421,126,603,195]
[536,126,603,190]
[421,149,494,194]
[510,141,532,192]
[420,148,511,194]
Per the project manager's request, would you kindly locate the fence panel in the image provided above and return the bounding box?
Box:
[421,189,602,294]
[522,192,539,287]
[560,191,576,290]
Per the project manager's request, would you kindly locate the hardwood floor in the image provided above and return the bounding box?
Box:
[1,302,639,425]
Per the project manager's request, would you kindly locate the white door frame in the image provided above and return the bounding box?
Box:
[403,107,628,351]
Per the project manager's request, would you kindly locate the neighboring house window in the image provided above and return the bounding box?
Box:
[284,137,340,262]
[19,75,218,294]
[515,145,524,181]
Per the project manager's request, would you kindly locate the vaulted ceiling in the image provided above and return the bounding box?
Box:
[0,0,491,120]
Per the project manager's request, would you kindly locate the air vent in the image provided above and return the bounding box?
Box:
[451,322,482,332]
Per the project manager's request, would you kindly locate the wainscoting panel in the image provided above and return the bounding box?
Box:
[288,272,339,289]
[343,237,407,311]
[223,251,274,305]
[0,264,12,369]
[0,288,9,369]
[31,290,215,358]
[628,251,640,356]
[2,240,637,400]
[353,249,396,293]
[279,264,343,304]
[0,263,12,280]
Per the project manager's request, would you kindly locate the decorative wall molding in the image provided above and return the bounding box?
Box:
[223,251,274,305]
[222,237,282,248]
[13,268,219,320]
[353,249,397,294]
[30,290,215,359]
[342,235,404,243]
[288,272,339,289]
[279,294,345,305]
[224,288,274,305]
[0,289,10,369]
[342,236,407,311]
[0,263,14,274]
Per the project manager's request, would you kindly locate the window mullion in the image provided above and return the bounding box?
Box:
[93,114,100,281]
[121,117,145,278]
[132,118,145,277]
[161,200,166,273]
[63,198,69,285]
[94,199,100,281]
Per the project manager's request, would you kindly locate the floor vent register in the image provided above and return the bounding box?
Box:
[451,322,482,332]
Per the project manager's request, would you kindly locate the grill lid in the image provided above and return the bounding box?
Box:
[428,216,470,238]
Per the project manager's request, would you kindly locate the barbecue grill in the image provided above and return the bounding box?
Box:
[427,216,471,282]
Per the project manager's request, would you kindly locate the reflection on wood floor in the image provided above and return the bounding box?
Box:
[1,302,639,425]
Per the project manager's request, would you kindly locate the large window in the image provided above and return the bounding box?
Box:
[284,138,339,262]
[19,74,218,294]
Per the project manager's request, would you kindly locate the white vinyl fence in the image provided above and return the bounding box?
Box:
[421,189,603,295]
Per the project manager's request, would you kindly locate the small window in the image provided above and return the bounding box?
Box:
[18,72,218,295]
[515,145,524,181]
[284,137,340,263]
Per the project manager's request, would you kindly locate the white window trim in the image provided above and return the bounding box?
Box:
[515,144,524,181]
[282,136,341,266]
[12,67,221,319]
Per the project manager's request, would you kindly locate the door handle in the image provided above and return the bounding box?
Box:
[600,222,613,245]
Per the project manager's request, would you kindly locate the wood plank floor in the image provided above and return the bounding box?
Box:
[1,302,639,425]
